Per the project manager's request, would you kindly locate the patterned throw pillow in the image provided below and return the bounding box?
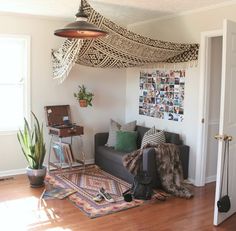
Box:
[141,126,166,148]
[106,119,136,147]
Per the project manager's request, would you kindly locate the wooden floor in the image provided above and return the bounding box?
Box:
[0,175,235,231]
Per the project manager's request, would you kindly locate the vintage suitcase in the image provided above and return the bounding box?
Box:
[44,105,83,137]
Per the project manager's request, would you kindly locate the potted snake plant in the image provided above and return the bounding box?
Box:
[74,85,94,107]
[17,112,46,188]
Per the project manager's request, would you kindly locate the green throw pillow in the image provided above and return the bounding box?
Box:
[115,131,137,152]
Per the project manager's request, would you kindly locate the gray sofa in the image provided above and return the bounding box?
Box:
[95,125,189,188]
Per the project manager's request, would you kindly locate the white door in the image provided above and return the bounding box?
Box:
[214,19,236,225]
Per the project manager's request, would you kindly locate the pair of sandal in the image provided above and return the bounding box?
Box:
[93,187,115,203]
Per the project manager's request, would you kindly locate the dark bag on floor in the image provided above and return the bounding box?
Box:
[217,140,231,213]
[132,171,153,200]
[217,195,231,213]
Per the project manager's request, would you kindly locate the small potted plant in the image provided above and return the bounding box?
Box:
[17,112,46,188]
[74,85,94,107]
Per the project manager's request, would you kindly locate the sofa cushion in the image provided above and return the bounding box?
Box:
[115,131,138,152]
[136,125,181,147]
[121,120,136,131]
[106,119,121,147]
[106,119,136,147]
[96,146,128,165]
[141,127,166,148]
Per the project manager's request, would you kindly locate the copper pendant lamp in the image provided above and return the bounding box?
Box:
[54,0,108,39]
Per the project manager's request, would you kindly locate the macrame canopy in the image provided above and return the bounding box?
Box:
[52,0,199,83]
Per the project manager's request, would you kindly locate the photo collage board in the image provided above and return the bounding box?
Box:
[139,69,185,122]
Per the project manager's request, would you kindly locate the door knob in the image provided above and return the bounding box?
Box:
[214,134,233,141]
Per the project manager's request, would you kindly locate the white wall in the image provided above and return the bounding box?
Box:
[0,14,126,175]
[126,3,236,182]
[205,36,222,183]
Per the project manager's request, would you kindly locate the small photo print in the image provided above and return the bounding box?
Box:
[159,84,165,91]
[168,113,175,120]
[147,77,154,83]
[174,99,179,106]
[156,97,161,104]
[164,85,169,91]
[174,85,180,92]
[169,78,175,84]
[159,105,165,112]
[139,102,144,107]
[179,99,184,107]
[173,114,179,121]
[169,100,174,106]
[174,106,179,114]
[140,76,146,83]
[156,78,161,84]
[178,115,184,122]
[169,85,174,92]
[168,106,174,113]
[180,70,185,77]
[160,78,165,84]
[149,108,156,117]
[179,107,184,115]
[140,71,146,78]
[143,90,148,96]
[180,77,185,83]
[165,105,169,112]
[139,108,148,115]
[179,84,185,91]
[175,78,180,85]
[174,93,179,100]
[156,112,164,119]
[148,90,156,97]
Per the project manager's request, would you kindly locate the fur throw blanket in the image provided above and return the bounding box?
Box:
[123,143,193,199]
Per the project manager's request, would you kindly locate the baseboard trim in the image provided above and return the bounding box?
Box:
[86,159,95,165]
[0,159,95,177]
[0,168,26,177]
[187,178,196,185]
[205,175,216,184]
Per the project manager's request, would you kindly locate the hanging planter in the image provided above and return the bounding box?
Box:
[79,99,88,107]
[74,85,94,107]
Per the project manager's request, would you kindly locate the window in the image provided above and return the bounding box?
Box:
[0,35,30,131]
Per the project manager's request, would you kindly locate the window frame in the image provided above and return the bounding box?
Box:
[0,34,31,135]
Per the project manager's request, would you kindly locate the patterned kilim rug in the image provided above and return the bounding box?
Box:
[45,165,149,218]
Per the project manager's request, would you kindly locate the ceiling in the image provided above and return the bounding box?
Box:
[0,0,235,26]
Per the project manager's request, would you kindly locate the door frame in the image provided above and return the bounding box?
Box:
[195,29,223,187]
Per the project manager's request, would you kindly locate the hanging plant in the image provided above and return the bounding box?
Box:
[74,85,94,107]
